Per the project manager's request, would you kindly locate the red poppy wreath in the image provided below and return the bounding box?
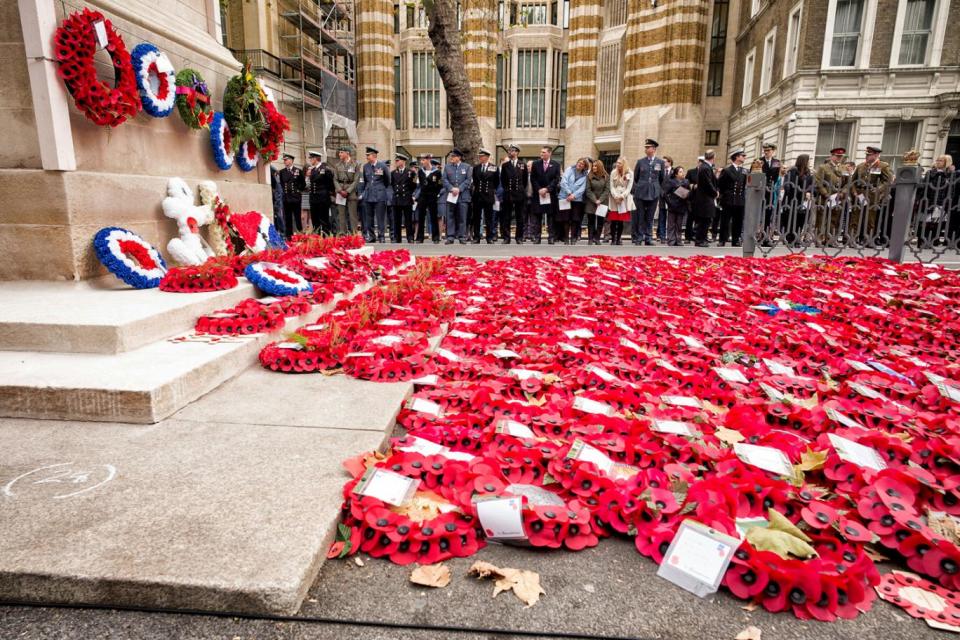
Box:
[54,9,141,127]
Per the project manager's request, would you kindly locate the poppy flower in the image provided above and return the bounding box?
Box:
[836,517,872,542]
[801,502,839,530]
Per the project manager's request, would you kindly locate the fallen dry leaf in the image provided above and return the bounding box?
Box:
[865,546,891,562]
[740,602,759,612]
[354,556,365,567]
[798,448,828,472]
[410,563,451,588]
[735,625,762,640]
[714,425,745,446]
[468,561,545,607]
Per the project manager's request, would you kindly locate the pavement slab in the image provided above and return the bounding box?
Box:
[0,416,385,615]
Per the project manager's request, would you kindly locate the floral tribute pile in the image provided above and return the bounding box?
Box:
[317,254,960,624]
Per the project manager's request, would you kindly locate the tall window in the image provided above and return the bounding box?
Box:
[814,121,854,166]
[519,2,548,25]
[742,50,756,107]
[394,56,403,129]
[899,0,935,65]
[751,0,761,16]
[406,3,428,29]
[830,0,864,67]
[705,130,721,147]
[561,0,570,28]
[516,49,547,128]
[597,43,621,126]
[783,5,802,77]
[707,0,729,96]
[393,3,400,33]
[606,0,627,26]
[551,51,568,128]
[412,52,441,128]
[496,54,512,129]
[881,121,919,169]
[760,29,776,93]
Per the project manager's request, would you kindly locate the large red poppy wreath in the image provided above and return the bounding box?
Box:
[254,252,960,623]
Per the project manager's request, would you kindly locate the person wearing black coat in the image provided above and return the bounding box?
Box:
[499,145,529,244]
[718,149,747,246]
[692,151,718,247]
[471,149,500,243]
[416,155,443,243]
[278,153,306,237]
[663,166,690,246]
[529,146,562,244]
[306,150,335,235]
[781,154,814,247]
[684,157,702,242]
[761,142,782,235]
[390,153,418,243]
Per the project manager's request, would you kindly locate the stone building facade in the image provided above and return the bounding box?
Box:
[729,0,960,169]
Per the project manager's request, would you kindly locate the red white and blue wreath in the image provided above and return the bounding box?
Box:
[236,139,259,172]
[93,227,167,289]
[244,262,313,297]
[130,42,175,118]
[209,111,234,170]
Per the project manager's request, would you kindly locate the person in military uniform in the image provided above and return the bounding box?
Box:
[305,150,335,235]
[850,145,894,247]
[761,142,782,240]
[278,153,305,238]
[717,148,747,247]
[442,149,472,244]
[390,153,418,243]
[632,138,666,245]
[471,149,500,244]
[359,146,391,243]
[415,154,442,243]
[814,147,847,246]
[692,151,719,247]
[333,146,361,236]
[499,145,528,244]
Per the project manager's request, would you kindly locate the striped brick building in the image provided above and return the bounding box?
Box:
[357,0,738,167]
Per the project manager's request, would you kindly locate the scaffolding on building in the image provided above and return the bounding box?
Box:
[232,0,357,162]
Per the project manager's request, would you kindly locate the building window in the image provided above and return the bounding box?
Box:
[742,49,756,107]
[519,2,548,25]
[562,0,570,28]
[898,0,936,65]
[814,121,854,167]
[412,52,441,128]
[394,56,403,129]
[599,152,620,173]
[496,54,512,129]
[830,0,865,67]
[881,120,919,169]
[707,0,729,97]
[597,43,621,127]
[406,3,428,29]
[705,130,721,147]
[760,28,776,94]
[751,0,761,17]
[606,0,627,26]
[550,0,558,25]
[784,4,802,77]
[550,51,568,128]
[516,49,547,128]
[393,3,400,33]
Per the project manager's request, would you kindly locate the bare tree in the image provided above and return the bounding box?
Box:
[422,0,484,165]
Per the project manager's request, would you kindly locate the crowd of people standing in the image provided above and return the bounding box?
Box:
[271,140,960,250]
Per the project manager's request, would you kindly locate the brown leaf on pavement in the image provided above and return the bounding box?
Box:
[735,625,762,640]
[410,563,451,588]
[468,561,545,607]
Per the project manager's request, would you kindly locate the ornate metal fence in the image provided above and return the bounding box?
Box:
[742,165,960,263]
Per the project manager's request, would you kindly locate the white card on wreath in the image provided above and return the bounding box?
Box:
[475,496,526,540]
[305,257,329,269]
[572,396,616,417]
[567,440,615,474]
[657,520,740,597]
[496,419,536,439]
[397,436,448,456]
[407,397,443,417]
[734,443,794,476]
[651,419,700,437]
[93,20,109,48]
[354,469,419,506]
[713,367,749,385]
[828,434,887,471]
[411,374,439,386]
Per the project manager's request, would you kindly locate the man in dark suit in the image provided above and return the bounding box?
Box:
[278,153,305,238]
[499,145,528,244]
[529,146,561,244]
[761,142,782,237]
[471,149,500,243]
[306,150,335,235]
[415,153,442,243]
[684,156,703,243]
[717,148,747,247]
[632,138,666,245]
[693,150,718,247]
[390,153,418,243]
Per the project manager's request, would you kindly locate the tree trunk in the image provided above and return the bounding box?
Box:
[423,0,483,165]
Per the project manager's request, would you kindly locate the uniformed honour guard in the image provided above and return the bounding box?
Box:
[443,149,472,244]
[632,138,666,245]
[814,147,847,246]
[717,148,747,247]
[333,146,361,236]
[306,150,335,235]
[278,153,305,238]
[499,145,528,244]
[471,148,500,244]
[761,142,782,239]
[359,146,391,243]
[416,154,442,243]
[390,153,418,243]
[850,145,894,247]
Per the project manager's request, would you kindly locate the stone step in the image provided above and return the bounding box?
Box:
[0,277,259,355]
[0,253,410,425]
[0,323,445,615]
[0,247,376,355]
